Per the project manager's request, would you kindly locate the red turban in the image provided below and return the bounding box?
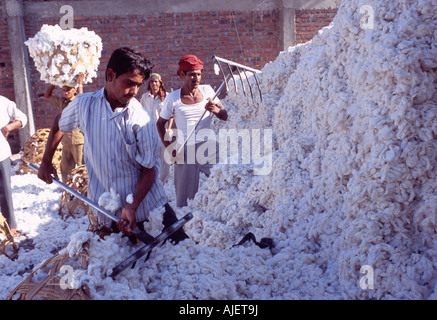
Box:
[177,54,204,76]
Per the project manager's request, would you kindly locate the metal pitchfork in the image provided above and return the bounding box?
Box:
[176,55,262,154]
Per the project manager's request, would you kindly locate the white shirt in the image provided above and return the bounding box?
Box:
[160,85,218,145]
[0,96,28,162]
[58,88,167,225]
[140,92,166,123]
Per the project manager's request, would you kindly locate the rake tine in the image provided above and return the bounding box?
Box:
[242,68,255,100]
[214,58,229,92]
[253,73,263,102]
[236,66,247,97]
[226,62,238,93]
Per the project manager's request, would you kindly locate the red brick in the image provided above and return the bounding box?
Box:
[0,7,336,130]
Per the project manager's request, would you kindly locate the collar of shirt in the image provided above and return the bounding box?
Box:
[97,87,132,120]
[148,92,162,100]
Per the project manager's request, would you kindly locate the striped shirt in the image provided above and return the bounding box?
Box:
[59,88,167,225]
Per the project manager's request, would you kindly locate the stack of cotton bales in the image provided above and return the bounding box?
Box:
[25,24,102,87]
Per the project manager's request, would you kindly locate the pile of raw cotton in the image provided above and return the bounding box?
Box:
[2,0,437,300]
[25,24,102,87]
[195,0,437,299]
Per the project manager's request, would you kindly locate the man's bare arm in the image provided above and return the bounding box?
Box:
[37,113,64,183]
[156,117,170,148]
[117,166,156,233]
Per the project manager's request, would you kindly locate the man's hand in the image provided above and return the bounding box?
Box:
[205,98,228,121]
[164,144,184,164]
[76,73,85,94]
[117,204,137,235]
[205,98,221,114]
[76,72,85,83]
[37,160,59,184]
[1,126,10,139]
[2,120,24,139]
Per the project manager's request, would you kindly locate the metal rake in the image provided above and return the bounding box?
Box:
[213,55,262,102]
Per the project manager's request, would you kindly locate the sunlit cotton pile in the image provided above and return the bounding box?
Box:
[2,0,437,300]
[25,24,102,87]
[195,0,437,299]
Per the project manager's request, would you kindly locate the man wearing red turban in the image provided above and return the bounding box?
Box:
[157,54,228,207]
[177,54,204,76]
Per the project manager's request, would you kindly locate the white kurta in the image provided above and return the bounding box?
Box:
[0,96,28,162]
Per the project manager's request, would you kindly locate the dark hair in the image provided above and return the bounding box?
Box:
[105,47,154,81]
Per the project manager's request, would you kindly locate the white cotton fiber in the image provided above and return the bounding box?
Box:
[3,0,437,300]
[25,24,102,87]
[98,188,121,213]
[182,0,437,299]
[126,194,134,204]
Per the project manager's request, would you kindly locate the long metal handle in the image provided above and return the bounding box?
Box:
[28,162,120,223]
[214,56,262,74]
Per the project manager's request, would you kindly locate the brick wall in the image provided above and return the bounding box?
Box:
[3,3,337,134]
[295,8,337,44]
[25,9,281,129]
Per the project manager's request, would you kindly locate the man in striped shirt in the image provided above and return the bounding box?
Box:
[38,47,188,244]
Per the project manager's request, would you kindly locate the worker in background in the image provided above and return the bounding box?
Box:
[43,73,85,182]
[157,54,228,207]
[140,73,174,184]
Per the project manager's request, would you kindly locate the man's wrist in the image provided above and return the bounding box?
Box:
[3,124,11,134]
[125,202,139,212]
[41,154,55,166]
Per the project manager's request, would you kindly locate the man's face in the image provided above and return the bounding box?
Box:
[149,78,160,94]
[182,69,202,90]
[62,87,75,100]
[106,69,144,106]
